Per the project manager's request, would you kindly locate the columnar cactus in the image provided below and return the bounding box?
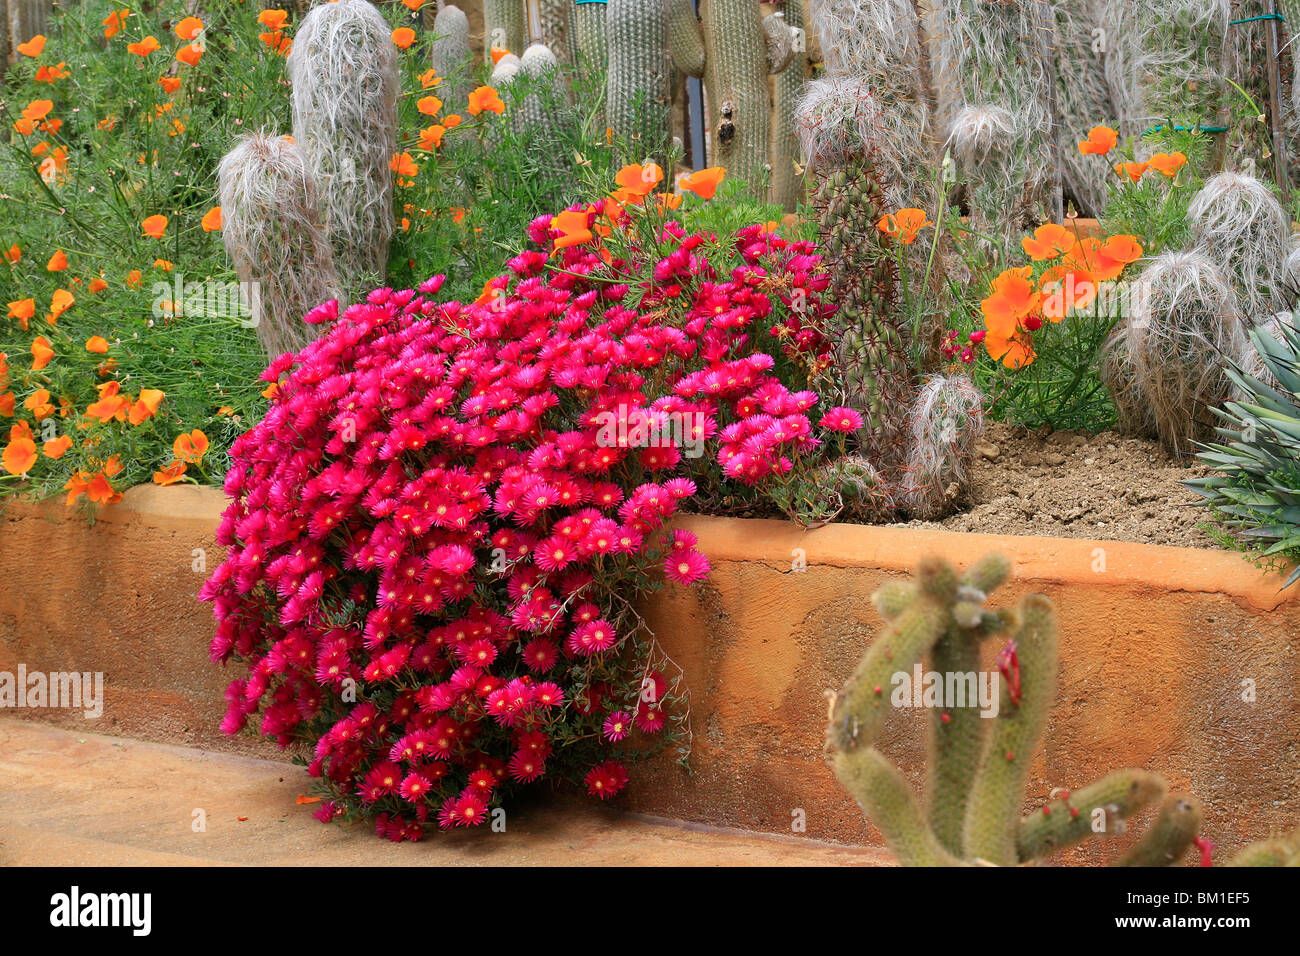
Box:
[1053,0,1114,217]
[1101,0,1231,141]
[770,2,809,211]
[569,0,608,74]
[287,0,399,298]
[605,0,671,163]
[218,132,345,359]
[539,0,571,65]
[431,5,473,110]
[931,0,1059,253]
[828,554,1209,866]
[698,0,770,192]
[484,0,526,58]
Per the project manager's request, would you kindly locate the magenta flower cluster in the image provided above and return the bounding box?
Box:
[201,216,848,841]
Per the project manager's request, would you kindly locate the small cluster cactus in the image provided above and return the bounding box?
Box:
[828,553,1300,866]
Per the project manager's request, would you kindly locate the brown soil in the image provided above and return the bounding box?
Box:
[907,422,1221,549]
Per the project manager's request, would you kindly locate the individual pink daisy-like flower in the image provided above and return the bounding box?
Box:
[583,760,629,800]
[634,705,667,734]
[602,710,632,742]
[399,771,433,802]
[522,638,559,673]
[532,681,564,707]
[508,750,546,783]
[663,548,710,585]
[455,791,489,827]
[818,406,863,433]
[566,619,617,655]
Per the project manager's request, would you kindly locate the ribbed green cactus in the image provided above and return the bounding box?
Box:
[666,0,705,77]
[699,0,769,194]
[828,554,1220,866]
[485,0,526,58]
[770,4,808,211]
[431,5,473,112]
[809,158,912,472]
[605,0,671,163]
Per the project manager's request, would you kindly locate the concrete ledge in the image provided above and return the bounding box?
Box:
[2,486,1298,860]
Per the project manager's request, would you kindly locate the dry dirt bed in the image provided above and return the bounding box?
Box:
[906,422,1221,549]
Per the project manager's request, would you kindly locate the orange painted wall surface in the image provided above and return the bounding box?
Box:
[2,488,1298,860]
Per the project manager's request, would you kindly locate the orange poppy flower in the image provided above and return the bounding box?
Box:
[1078,126,1118,156]
[85,336,109,354]
[128,36,161,57]
[489,46,510,64]
[48,288,75,323]
[1114,161,1148,183]
[153,461,187,485]
[129,388,165,425]
[257,10,289,31]
[17,35,46,57]
[1147,152,1188,178]
[86,390,128,422]
[174,17,204,40]
[980,267,1042,337]
[89,277,108,293]
[7,299,35,329]
[43,434,72,459]
[402,0,425,9]
[3,244,19,264]
[0,393,13,417]
[1021,223,1076,261]
[419,69,442,89]
[86,472,117,504]
[261,31,291,55]
[103,10,131,38]
[142,215,168,238]
[392,27,416,50]
[46,249,67,271]
[2,436,37,476]
[390,152,419,177]
[676,166,726,201]
[877,207,932,245]
[35,62,70,83]
[154,259,173,271]
[104,454,124,477]
[1090,234,1144,280]
[24,388,53,420]
[175,43,203,67]
[417,125,446,150]
[551,209,595,250]
[450,207,466,224]
[467,86,505,116]
[31,337,54,370]
[174,429,209,463]
[443,114,462,129]
[417,95,443,116]
[159,76,182,94]
[657,191,683,211]
[1039,266,1097,321]
[126,269,142,288]
[984,329,1037,369]
[201,206,223,232]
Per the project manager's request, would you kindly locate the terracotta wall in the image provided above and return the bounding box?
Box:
[2,487,1298,860]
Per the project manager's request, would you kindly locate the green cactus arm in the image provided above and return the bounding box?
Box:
[963,594,1058,866]
[963,553,1011,595]
[832,747,968,866]
[606,0,671,163]
[926,628,989,856]
[700,0,770,195]
[1225,827,1300,866]
[827,597,949,753]
[1016,769,1169,862]
[870,580,916,620]
[485,0,527,58]
[667,0,705,77]
[1115,794,1203,867]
